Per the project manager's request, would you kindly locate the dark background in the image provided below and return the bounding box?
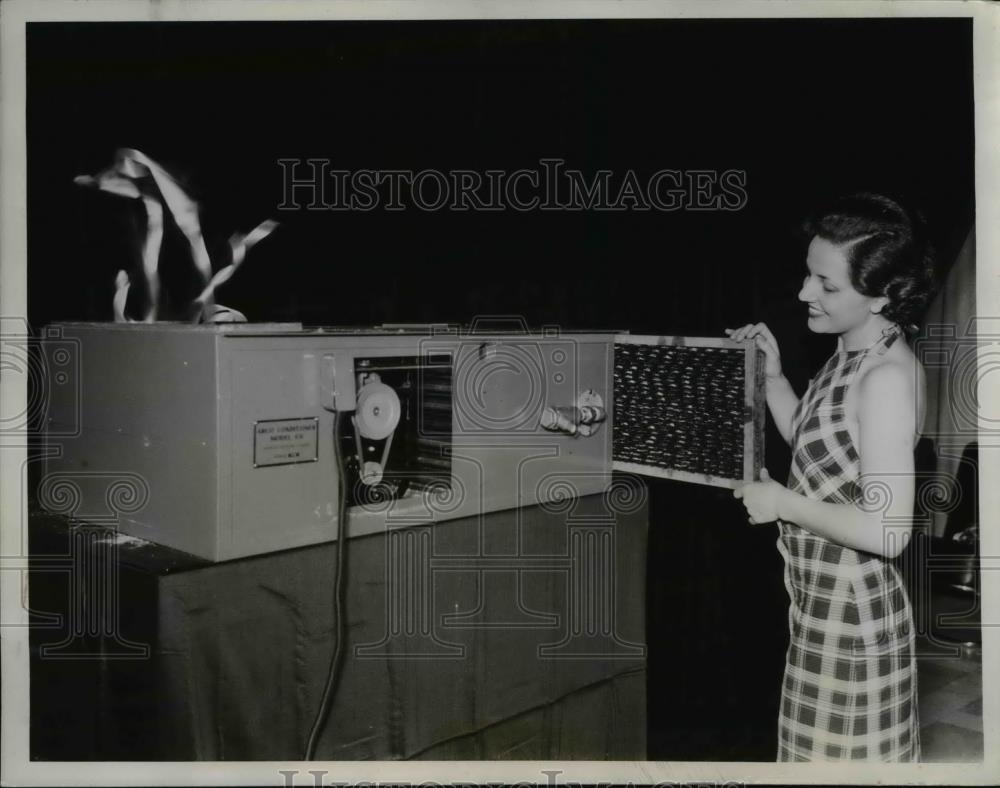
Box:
[27,18,975,760]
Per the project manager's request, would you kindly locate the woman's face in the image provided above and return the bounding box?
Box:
[798,236,885,334]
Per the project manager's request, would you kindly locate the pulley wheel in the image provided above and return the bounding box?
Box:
[355,381,401,440]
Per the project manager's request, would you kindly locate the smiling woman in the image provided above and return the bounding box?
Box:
[799,196,936,341]
[800,237,887,334]
[726,193,937,762]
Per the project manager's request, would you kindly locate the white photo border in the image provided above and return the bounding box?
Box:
[2,1,997,785]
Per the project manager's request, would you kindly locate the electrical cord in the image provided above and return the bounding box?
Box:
[303,411,350,760]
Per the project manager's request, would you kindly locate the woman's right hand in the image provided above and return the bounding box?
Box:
[725,323,783,379]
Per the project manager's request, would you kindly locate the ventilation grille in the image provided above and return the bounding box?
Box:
[613,338,763,487]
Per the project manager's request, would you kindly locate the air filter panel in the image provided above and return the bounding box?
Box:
[612,335,765,488]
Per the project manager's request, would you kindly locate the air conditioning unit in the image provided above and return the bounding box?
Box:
[41,322,764,561]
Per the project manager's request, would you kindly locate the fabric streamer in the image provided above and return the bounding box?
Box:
[139,196,164,321]
[116,149,216,318]
[112,270,133,323]
[201,305,248,323]
[189,219,279,321]
[75,149,278,324]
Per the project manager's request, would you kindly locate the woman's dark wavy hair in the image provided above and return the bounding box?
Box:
[801,193,937,334]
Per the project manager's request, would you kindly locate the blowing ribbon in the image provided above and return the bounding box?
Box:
[190,219,279,320]
[75,149,279,324]
[112,270,133,323]
[116,148,215,317]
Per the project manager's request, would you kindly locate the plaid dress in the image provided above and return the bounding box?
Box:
[776,326,920,761]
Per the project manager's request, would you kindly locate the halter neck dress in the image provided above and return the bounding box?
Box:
[776,324,920,762]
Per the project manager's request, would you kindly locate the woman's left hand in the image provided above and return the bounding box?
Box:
[733,468,789,524]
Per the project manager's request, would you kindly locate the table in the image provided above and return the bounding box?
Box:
[29,493,647,760]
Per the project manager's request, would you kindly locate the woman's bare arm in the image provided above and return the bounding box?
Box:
[725,323,799,446]
[764,372,800,447]
[775,362,917,558]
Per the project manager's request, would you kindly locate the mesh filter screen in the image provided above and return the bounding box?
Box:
[613,342,753,484]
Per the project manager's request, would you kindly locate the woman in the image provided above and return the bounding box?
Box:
[727,193,935,762]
